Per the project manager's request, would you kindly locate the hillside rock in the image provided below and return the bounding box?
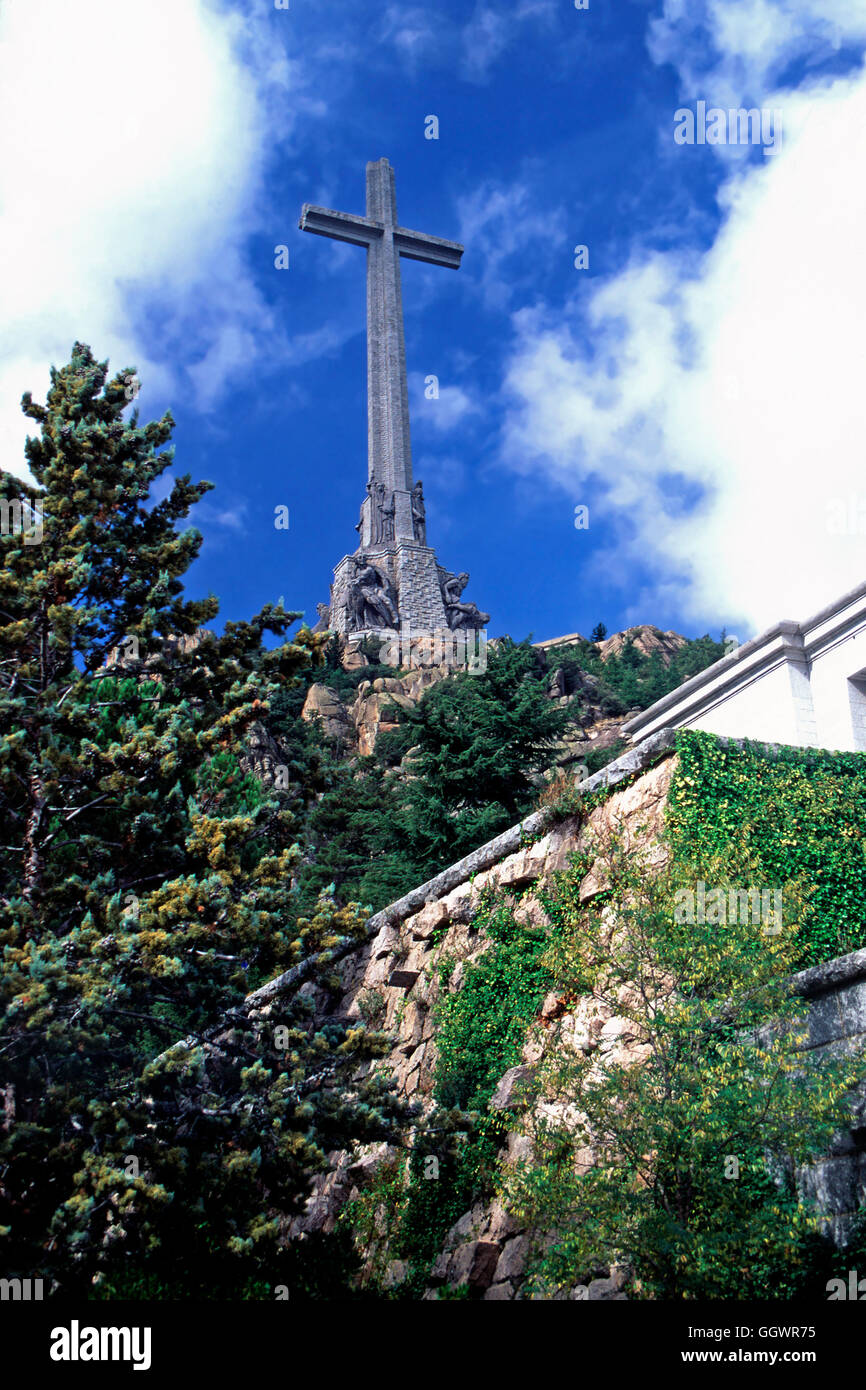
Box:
[536,624,686,668]
[350,687,415,757]
[301,683,351,741]
[296,625,686,761]
[597,625,686,665]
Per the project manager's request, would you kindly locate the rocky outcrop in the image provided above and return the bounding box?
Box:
[349,678,419,758]
[300,683,351,742]
[534,623,686,667]
[297,622,673,761]
[597,625,686,665]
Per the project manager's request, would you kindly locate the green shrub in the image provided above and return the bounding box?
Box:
[433,892,553,1112]
[669,730,866,965]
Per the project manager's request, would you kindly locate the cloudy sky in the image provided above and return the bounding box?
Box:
[2,0,865,644]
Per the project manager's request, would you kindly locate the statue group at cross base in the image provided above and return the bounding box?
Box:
[344,556,489,632]
[357,478,427,546]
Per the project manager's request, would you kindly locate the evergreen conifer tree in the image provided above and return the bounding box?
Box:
[0,344,402,1298]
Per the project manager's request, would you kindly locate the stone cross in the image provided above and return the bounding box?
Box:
[300,158,463,544]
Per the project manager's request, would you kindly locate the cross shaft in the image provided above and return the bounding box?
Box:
[300,158,463,545]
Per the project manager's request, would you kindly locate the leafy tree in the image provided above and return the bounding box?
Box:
[502,829,859,1299]
[0,344,404,1298]
[590,622,607,643]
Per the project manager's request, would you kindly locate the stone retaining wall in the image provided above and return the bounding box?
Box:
[287,737,678,1296]
[792,949,866,1245]
[283,727,866,1296]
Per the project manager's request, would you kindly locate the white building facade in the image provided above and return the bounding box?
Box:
[623,580,866,754]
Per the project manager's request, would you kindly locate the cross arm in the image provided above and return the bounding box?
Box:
[299,204,383,247]
[394,226,464,269]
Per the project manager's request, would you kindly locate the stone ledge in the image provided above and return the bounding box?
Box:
[792,947,866,999]
[361,726,679,931]
[235,727,680,1018]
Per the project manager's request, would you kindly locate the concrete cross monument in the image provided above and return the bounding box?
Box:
[300,158,490,659]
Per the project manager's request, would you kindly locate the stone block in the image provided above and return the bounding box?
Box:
[443,1206,482,1251]
[505,1133,533,1165]
[371,922,401,960]
[389,967,420,989]
[587,1263,630,1299]
[410,899,449,939]
[382,1260,409,1289]
[513,895,550,930]
[481,1197,520,1243]
[450,1240,501,1292]
[805,980,866,1048]
[398,1001,426,1053]
[442,884,476,923]
[483,1281,514,1301]
[490,1064,536,1112]
[347,1144,398,1189]
[405,942,431,974]
[363,956,392,988]
[494,1236,528,1284]
[497,850,535,887]
[587,1276,627,1300]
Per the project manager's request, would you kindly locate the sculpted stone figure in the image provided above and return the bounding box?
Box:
[381,493,395,542]
[373,481,387,544]
[441,571,490,631]
[312,602,331,632]
[355,480,372,539]
[411,480,426,545]
[346,555,399,630]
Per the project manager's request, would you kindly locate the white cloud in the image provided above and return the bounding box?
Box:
[649,0,866,104]
[458,180,568,309]
[0,0,289,481]
[499,69,866,631]
[461,7,510,82]
[378,0,556,83]
[409,373,482,432]
[378,5,444,70]
[461,1,557,82]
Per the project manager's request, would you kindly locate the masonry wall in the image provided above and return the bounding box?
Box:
[792,949,866,1245]
[288,738,675,1296]
[285,730,866,1297]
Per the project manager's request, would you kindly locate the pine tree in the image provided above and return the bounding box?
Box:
[0,344,403,1298]
[398,638,572,873]
[297,754,420,914]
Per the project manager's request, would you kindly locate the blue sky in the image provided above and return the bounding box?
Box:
[3,0,866,645]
